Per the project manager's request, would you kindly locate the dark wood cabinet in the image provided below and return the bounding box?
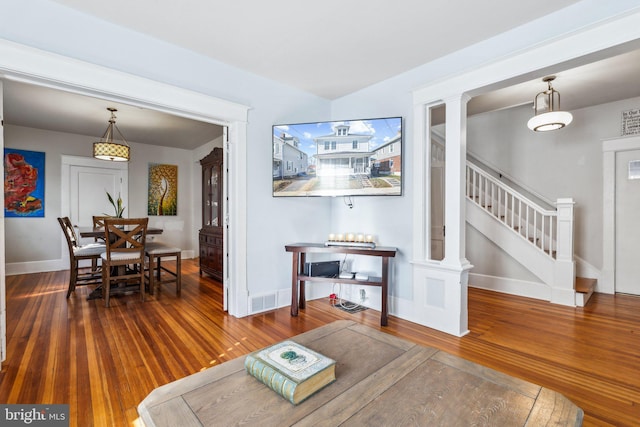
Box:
[199,148,223,281]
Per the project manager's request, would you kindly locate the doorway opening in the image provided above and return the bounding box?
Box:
[0,44,249,323]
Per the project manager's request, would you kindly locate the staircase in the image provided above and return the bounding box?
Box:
[465,160,595,306]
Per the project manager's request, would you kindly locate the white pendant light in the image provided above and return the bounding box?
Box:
[527,76,573,132]
[93,108,130,161]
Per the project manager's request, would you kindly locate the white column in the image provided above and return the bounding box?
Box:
[409,93,473,337]
[443,93,471,268]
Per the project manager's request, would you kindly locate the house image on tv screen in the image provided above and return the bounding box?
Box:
[273,133,309,179]
[371,133,401,177]
[314,124,372,177]
[272,117,402,197]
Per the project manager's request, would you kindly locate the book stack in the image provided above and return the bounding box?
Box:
[244,341,336,405]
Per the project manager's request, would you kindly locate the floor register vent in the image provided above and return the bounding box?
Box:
[250,293,277,314]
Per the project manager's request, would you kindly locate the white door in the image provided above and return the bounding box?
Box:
[615,149,640,295]
[70,166,127,227]
[61,156,128,237]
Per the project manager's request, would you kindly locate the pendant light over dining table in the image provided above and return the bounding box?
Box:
[527,76,573,132]
[93,107,130,161]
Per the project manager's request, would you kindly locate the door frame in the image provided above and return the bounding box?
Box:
[0,39,250,318]
[61,155,129,224]
[0,80,5,368]
[602,135,640,294]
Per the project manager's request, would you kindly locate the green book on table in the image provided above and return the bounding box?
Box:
[244,340,336,405]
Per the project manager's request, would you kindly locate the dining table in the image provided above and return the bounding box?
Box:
[78,225,163,300]
[78,226,164,239]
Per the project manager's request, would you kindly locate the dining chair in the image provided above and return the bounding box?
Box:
[92,215,110,233]
[57,217,105,298]
[145,242,182,297]
[100,217,148,307]
[91,215,111,270]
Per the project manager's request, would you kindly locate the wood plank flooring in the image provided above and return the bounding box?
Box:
[1,259,639,426]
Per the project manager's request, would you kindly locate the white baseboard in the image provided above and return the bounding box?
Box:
[6,251,195,276]
[181,250,196,259]
[469,273,551,301]
[6,260,65,276]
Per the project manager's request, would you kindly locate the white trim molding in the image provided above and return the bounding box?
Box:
[602,135,640,294]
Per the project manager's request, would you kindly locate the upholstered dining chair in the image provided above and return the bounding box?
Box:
[145,242,182,297]
[100,217,148,307]
[57,217,105,298]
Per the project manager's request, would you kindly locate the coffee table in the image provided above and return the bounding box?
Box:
[138,320,582,426]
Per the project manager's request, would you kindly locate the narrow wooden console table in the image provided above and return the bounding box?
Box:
[285,242,397,326]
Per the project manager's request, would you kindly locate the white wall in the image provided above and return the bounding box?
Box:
[329,91,414,302]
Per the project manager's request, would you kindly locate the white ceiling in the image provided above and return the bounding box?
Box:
[3,0,640,148]
[49,0,584,100]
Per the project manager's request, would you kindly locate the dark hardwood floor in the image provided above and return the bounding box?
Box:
[1,259,639,426]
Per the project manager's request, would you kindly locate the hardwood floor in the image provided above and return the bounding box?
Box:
[1,259,639,426]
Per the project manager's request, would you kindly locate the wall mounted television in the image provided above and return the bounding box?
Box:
[272,116,403,197]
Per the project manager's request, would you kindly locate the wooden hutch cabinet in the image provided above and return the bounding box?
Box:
[199,148,223,281]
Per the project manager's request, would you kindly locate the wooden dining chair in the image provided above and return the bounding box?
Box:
[91,215,111,270]
[57,217,105,298]
[145,242,182,297]
[92,215,110,234]
[100,217,148,307]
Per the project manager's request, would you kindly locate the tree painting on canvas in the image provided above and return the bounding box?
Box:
[148,163,177,216]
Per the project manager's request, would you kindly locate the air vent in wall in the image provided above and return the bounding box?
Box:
[250,293,277,314]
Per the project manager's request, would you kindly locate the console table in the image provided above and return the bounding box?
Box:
[285,243,397,326]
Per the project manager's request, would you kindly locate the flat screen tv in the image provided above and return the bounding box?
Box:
[272,116,402,197]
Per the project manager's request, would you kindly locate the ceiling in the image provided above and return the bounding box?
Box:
[2,81,225,150]
[3,0,639,148]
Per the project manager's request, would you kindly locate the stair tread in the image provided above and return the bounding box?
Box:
[575,277,596,294]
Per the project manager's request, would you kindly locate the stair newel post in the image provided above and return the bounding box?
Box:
[555,198,575,261]
[552,198,577,305]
